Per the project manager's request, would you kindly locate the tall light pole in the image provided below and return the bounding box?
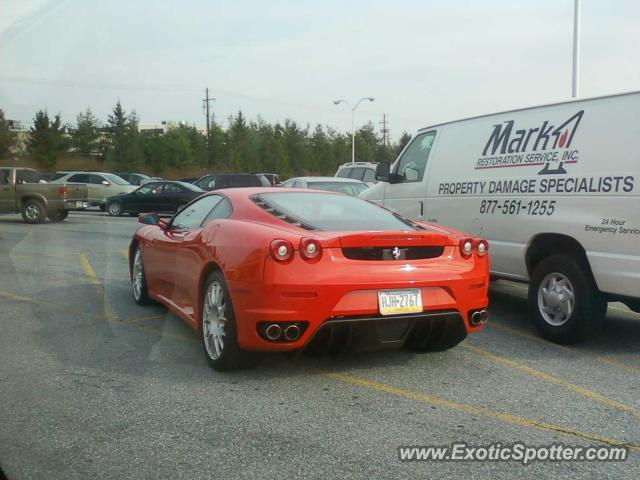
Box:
[333,97,375,163]
[572,0,580,98]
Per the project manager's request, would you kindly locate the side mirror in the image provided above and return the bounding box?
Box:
[102,180,111,186]
[375,162,391,182]
[138,212,161,226]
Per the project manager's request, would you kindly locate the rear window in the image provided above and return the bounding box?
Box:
[307,181,367,196]
[103,173,131,185]
[231,175,263,187]
[15,169,39,183]
[256,192,418,231]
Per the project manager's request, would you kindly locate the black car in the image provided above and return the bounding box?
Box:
[105,181,203,216]
[260,173,281,186]
[193,173,270,191]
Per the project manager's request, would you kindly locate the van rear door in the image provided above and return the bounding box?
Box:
[383,130,438,219]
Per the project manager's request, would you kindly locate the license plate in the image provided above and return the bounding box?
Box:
[378,289,422,316]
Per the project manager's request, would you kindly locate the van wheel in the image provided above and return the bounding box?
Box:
[528,254,606,344]
[21,199,46,224]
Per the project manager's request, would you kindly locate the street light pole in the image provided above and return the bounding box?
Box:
[333,97,375,163]
[572,0,580,98]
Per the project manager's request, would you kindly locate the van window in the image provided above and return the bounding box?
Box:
[336,168,350,178]
[394,132,436,183]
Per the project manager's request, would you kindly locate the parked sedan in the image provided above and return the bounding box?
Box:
[52,171,136,208]
[281,176,368,196]
[129,188,489,371]
[106,181,203,216]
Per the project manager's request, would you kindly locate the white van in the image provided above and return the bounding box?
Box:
[361,91,640,343]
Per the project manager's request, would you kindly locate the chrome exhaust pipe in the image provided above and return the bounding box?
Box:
[265,324,282,341]
[284,324,301,342]
[480,310,489,324]
[470,311,483,326]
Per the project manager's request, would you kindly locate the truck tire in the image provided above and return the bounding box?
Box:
[47,210,69,222]
[528,254,606,344]
[21,199,46,224]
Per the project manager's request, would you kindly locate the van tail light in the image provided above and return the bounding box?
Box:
[300,238,322,261]
[459,238,474,258]
[475,239,489,257]
[270,239,294,262]
[58,185,68,196]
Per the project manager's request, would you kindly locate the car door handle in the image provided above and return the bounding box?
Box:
[418,200,424,219]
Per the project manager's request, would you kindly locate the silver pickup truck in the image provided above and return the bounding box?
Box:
[0,167,88,224]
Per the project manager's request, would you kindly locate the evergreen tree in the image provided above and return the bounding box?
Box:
[71,108,101,157]
[353,122,377,163]
[104,101,144,170]
[0,109,16,160]
[396,132,412,156]
[176,123,207,166]
[141,131,168,175]
[163,126,194,169]
[310,125,334,174]
[26,110,67,169]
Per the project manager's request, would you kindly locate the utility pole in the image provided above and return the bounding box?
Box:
[202,88,216,165]
[379,113,389,147]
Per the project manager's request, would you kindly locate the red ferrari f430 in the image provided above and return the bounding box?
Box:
[129,188,489,370]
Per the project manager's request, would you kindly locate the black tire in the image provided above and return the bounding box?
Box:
[201,271,259,371]
[528,254,607,344]
[404,316,468,352]
[107,201,123,216]
[47,210,69,222]
[131,246,152,305]
[21,199,46,224]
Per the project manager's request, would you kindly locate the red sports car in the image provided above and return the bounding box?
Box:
[129,188,489,370]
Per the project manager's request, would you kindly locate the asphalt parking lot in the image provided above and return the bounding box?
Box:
[1,212,639,479]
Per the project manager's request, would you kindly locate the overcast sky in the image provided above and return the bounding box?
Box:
[1,0,639,139]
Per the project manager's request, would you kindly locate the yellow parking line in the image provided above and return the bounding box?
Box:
[318,370,640,452]
[461,343,640,419]
[0,288,114,319]
[490,323,640,375]
[0,287,195,343]
[119,314,165,324]
[79,253,118,320]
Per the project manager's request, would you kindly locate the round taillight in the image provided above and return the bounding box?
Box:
[58,185,68,195]
[300,238,322,260]
[476,239,489,256]
[270,239,293,262]
[460,239,473,258]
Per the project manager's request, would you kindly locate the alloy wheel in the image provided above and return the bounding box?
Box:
[202,281,227,360]
[537,272,575,326]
